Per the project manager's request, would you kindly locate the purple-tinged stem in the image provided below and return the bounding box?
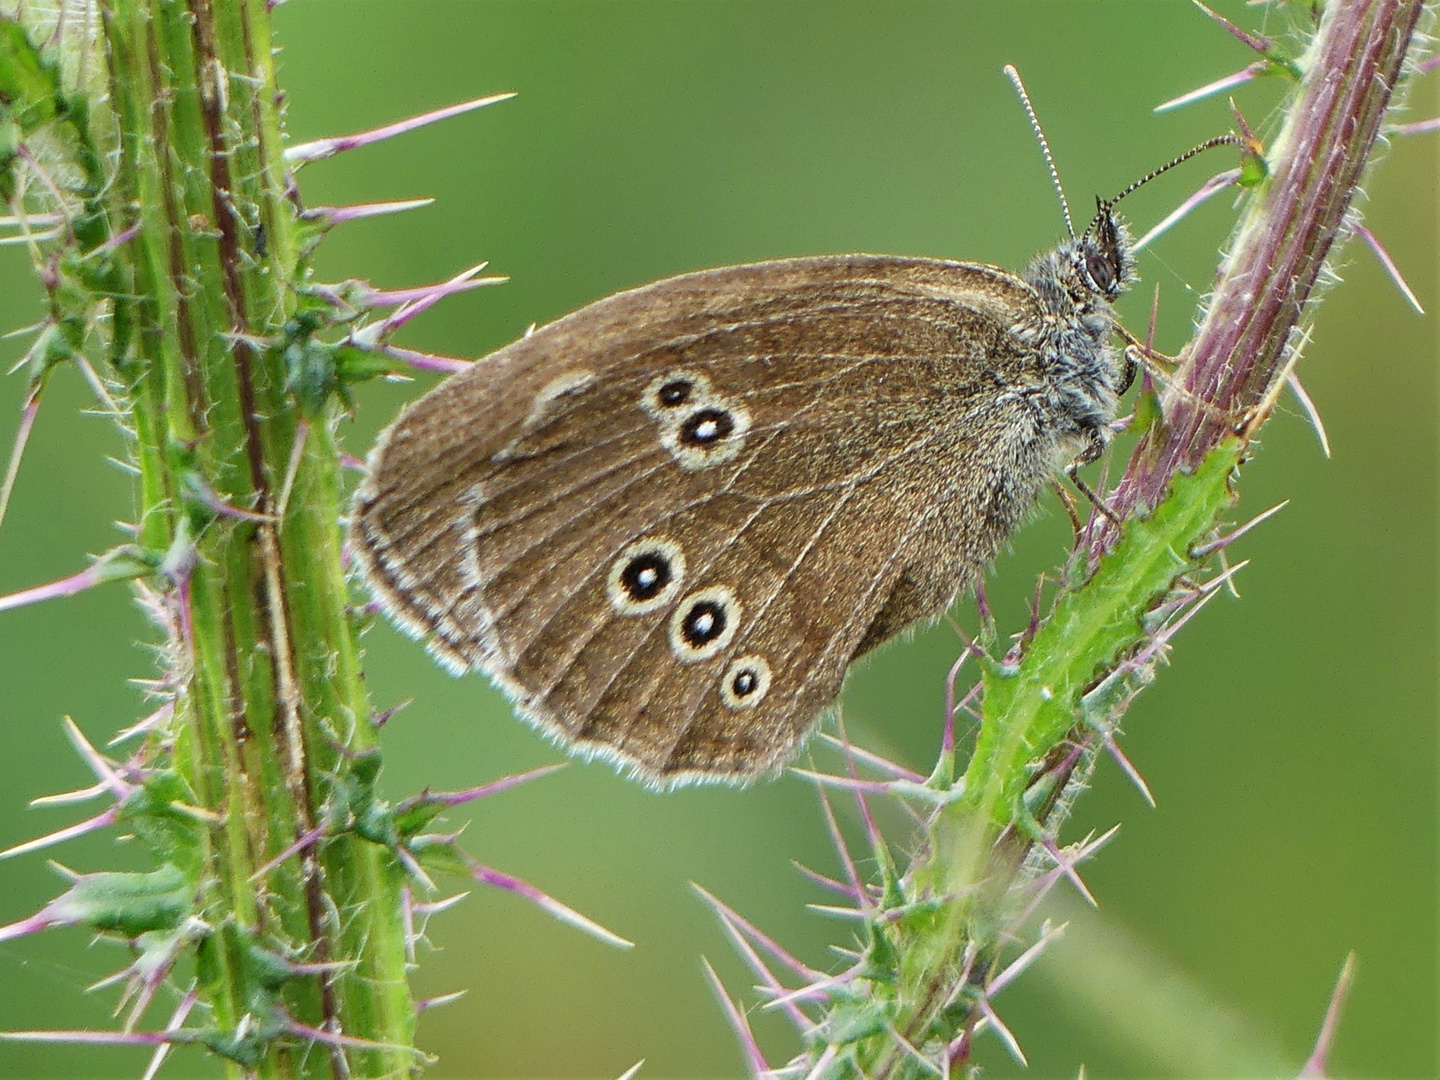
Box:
[1110,0,1428,529]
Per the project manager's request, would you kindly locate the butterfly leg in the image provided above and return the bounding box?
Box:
[1064,431,1122,528]
[1051,478,1084,541]
[1115,320,1181,374]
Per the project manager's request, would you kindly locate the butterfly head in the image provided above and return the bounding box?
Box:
[1037,197,1135,316]
[1074,196,1135,301]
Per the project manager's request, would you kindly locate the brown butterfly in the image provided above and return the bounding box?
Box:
[349,128,1235,787]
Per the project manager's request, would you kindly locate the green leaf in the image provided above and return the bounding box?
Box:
[52,863,195,937]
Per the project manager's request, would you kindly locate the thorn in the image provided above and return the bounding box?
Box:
[706,906,813,1034]
[278,1011,414,1054]
[1014,827,1120,929]
[831,711,886,872]
[1191,500,1289,558]
[140,987,198,1080]
[284,957,362,978]
[108,705,177,748]
[305,197,436,225]
[1041,838,1098,907]
[185,482,272,525]
[61,716,131,797]
[393,843,439,893]
[1300,952,1357,1077]
[1191,0,1274,53]
[0,909,59,943]
[0,1028,187,1047]
[987,920,1068,997]
[285,92,517,166]
[811,769,869,910]
[1352,223,1425,314]
[887,1025,944,1078]
[700,958,771,1079]
[1122,562,1248,675]
[787,767,896,795]
[462,854,632,949]
[692,883,824,981]
[0,392,41,541]
[249,823,327,882]
[791,860,866,900]
[401,884,417,961]
[411,891,470,917]
[1243,322,1315,440]
[801,1044,840,1080]
[0,228,60,247]
[397,763,566,811]
[30,782,111,808]
[615,1061,645,1080]
[338,267,504,317]
[0,212,63,227]
[1132,169,1241,252]
[0,548,156,614]
[8,805,126,862]
[356,341,471,375]
[1101,733,1157,808]
[813,733,924,782]
[973,577,993,631]
[415,989,468,1013]
[803,903,872,921]
[1155,64,1265,113]
[942,649,971,762]
[371,699,414,729]
[1391,116,1440,136]
[94,224,141,257]
[350,262,502,343]
[274,420,309,523]
[974,998,1027,1067]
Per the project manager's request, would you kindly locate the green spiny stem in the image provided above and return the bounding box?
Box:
[94,1,416,1075]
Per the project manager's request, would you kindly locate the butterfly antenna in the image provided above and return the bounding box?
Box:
[1094,134,1244,223]
[1004,64,1074,240]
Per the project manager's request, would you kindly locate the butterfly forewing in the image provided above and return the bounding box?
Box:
[352,254,1052,785]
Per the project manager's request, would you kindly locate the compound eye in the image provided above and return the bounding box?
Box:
[1085,249,1116,294]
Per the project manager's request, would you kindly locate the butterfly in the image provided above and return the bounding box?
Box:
[348,199,1142,787]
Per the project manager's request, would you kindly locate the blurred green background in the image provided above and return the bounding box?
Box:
[0,2,1434,1077]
